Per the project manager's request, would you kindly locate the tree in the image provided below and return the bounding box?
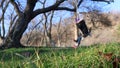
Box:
[0,0,82,49]
[81,3,112,28]
[0,0,114,49]
[43,11,55,47]
[0,0,10,39]
[22,17,43,46]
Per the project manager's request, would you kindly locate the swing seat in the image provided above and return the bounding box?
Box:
[76,20,91,37]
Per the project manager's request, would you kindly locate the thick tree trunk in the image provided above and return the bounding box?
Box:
[0,0,77,49]
[0,13,31,49]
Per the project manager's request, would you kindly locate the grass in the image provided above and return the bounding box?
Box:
[0,42,120,68]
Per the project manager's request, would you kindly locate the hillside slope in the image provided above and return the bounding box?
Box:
[81,23,120,46]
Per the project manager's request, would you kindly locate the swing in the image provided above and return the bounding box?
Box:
[76,19,91,37]
[73,13,91,48]
[72,1,91,48]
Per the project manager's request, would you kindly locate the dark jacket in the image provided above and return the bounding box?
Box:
[76,20,91,37]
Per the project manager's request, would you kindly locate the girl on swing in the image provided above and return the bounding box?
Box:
[73,15,91,48]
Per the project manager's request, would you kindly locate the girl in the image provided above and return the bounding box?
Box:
[73,18,91,48]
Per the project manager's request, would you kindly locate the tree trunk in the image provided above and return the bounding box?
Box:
[0,0,77,49]
[74,24,78,40]
[0,13,31,49]
[46,33,54,47]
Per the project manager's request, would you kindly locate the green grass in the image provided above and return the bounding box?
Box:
[0,42,120,68]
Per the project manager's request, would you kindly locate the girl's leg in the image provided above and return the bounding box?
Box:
[73,36,82,48]
[77,36,82,46]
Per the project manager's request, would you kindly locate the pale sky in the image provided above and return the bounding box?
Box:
[102,0,120,12]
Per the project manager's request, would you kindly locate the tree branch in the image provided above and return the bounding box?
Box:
[77,0,83,8]
[55,7,76,11]
[0,0,5,7]
[32,0,67,19]
[10,0,22,16]
[0,1,10,39]
[24,0,37,14]
[91,0,114,4]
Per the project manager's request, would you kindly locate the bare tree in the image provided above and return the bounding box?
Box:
[68,0,84,41]
[43,11,55,47]
[23,17,43,46]
[0,0,80,49]
[80,1,112,28]
[0,0,10,39]
[0,0,114,49]
[56,17,62,47]
[53,17,74,47]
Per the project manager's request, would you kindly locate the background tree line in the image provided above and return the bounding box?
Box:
[0,0,116,49]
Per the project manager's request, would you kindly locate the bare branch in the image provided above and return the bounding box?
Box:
[57,17,62,34]
[31,18,43,31]
[0,0,5,7]
[9,14,18,33]
[0,1,10,39]
[38,0,44,4]
[32,0,74,18]
[43,13,48,33]
[55,7,76,11]
[24,0,37,13]
[49,11,54,33]
[77,0,83,7]
[10,0,22,16]
[0,1,10,21]
[91,0,114,4]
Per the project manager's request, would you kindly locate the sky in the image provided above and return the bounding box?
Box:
[52,0,120,23]
[78,0,120,13]
[2,0,120,21]
[49,0,120,22]
[102,0,120,12]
